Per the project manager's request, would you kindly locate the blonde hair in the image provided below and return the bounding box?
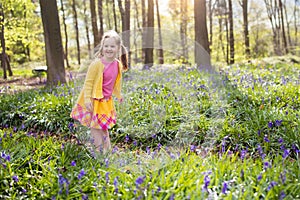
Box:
[95,30,128,71]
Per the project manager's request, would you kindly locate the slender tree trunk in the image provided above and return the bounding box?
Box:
[208,0,214,52]
[83,0,92,59]
[106,0,112,29]
[194,0,211,68]
[144,0,154,68]
[90,0,99,47]
[279,0,288,54]
[113,0,118,32]
[39,0,66,85]
[283,0,291,48]
[228,0,234,64]
[118,0,131,65]
[60,0,70,68]
[180,0,188,61]
[241,0,250,59]
[72,0,80,64]
[141,0,147,62]
[293,0,298,49]
[155,0,164,64]
[98,0,104,39]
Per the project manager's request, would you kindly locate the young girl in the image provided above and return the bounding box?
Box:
[71,30,128,153]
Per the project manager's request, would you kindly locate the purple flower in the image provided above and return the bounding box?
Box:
[275,120,282,127]
[280,171,286,184]
[278,138,284,143]
[12,175,19,182]
[146,146,150,154]
[279,191,286,200]
[114,177,119,193]
[240,149,247,160]
[125,134,129,142]
[71,160,76,166]
[283,149,290,159]
[105,172,110,184]
[105,158,109,168]
[135,176,145,187]
[202,175,210,192]
[157,143,162,150]
[133,140,137,146]
[267,181,277,191]
[222,181,228,194]
[257,174,262,182]
[263,161,271,170]
[82,194,88,200]
[190,145,196,152]
[268,121,273,128]
[78,169,86,180]
[257,145,266,160]
[264,135,270,143]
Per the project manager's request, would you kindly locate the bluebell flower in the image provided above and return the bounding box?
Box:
[275,120,282,127]
[12,175,19,182]
[267,181,277,191]
[135,176,145,188]
[222,181,228,194]
[105,172,110,184]
[78,169,86,180]
[240,149,247,160]
[279,191,286,200]
[71,160,76,166]
[268,121,273,128]
[263,161,271,170]
[202,175,210,192]
[190,145,196,152]
[257,174,262,182]
[280,171,286,184]
[283,149,290,159]
[264,135,270,143]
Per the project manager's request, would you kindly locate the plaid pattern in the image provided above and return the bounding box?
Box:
[70,97,117,130]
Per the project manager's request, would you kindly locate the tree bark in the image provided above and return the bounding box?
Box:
[194,0,211,68]
[90,0,100,47]
[113,0,118,32]
[279,0,288,54]
[72,0,80,65]
[144,0,154,68]
[60,0,70,68]
[180,0,188,61]
[228,0,234,64]
[83,0,92,59]
[240,0,250,59]
[98,0,104,39]
[39,0,66,85]
[141,0,147,62]
[155,0,164,64]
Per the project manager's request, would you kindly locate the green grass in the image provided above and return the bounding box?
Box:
[0,62,300,199]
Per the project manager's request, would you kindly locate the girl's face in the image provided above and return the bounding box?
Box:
[102,37,119,62]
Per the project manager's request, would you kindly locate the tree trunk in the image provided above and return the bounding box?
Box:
[113,0,118,32]
[106,0,112,29]
[0,3,13,79]
[155,0,164,64]
[241,0,250,59]
[141,0,147,62]
[180,0,188,61]
[72,0,80,65]
[39,0,66,85]
[83,0,92,59]
[118,0,131,65]
[144,0,154,68]
[90,0,99,47]
[60,0,70,68]
[279,0,288,54]
[228,0,234,64]
[293,0,298,49]
[133,0,141,63]
[194,0,211,68]
[98,0,104,39]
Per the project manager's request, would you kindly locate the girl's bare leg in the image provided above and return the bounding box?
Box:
[90,128,103,152]
[90,128,111,153]
[101,129,111,153]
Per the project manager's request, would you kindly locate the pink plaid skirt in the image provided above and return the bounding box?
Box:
[71,97,116,130]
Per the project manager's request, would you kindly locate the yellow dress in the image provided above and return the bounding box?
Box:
[70,59,123,130]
